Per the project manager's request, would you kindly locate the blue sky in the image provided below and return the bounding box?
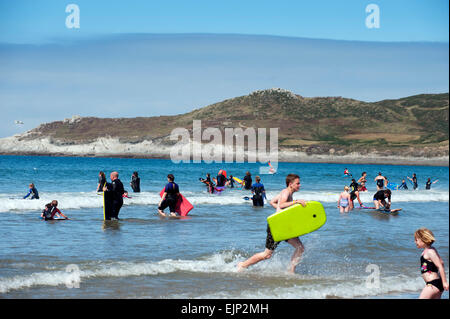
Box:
[0,0,448,43]
[0,1,448,138]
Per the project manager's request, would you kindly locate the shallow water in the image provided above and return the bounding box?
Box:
[0,156,448,299]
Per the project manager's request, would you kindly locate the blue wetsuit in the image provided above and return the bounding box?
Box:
[24,187,39,199]
[251,182,265,207]
[398,182,408,190]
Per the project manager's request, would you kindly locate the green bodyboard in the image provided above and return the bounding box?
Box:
[267,201,327,242]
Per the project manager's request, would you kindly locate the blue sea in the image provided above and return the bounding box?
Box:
[0,155,448,299]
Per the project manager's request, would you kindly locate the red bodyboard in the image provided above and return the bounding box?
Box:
[159,189,194,216]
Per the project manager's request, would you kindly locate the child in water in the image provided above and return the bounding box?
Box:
[237,174,306,274]
[337,186,351,213]
[24,183,39,199]
[414,228,448,299]
[41,200,69,220]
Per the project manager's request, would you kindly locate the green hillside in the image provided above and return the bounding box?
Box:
[20,89,449,156]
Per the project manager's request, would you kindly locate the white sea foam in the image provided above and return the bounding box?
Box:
[0,189,448,213]
[0,251,243,294]
[186,274,426,299]
[1,250,445,298]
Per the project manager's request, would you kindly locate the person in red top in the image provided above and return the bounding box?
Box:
[41,200,69,220]
[344,168,351,177]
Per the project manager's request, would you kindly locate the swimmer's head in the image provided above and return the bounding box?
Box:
[414,228,435,246]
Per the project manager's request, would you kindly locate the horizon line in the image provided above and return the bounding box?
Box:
[1,32,449,46]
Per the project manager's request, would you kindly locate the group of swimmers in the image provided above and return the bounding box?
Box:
[34,171,140,221]
[199,171,251,191]
[30,169,263,221]
[97,171,140,194]
[345,169,439,191]
[337,170,440,213]
[236,172,448,299]
[200,171,267,207]
[21,167,448,298]
[28,169,439,219]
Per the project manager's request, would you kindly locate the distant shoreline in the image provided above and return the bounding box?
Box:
[1,134,447,167]
[0,151,447,167]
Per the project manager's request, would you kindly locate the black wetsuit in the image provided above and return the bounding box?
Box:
[216,174,226,187]
[425,181,431,190]
[159,182,179,213]
[251,182,265,207]
[412,176,418,190]
[130,176,140,192]
[42,205,54,220]
[202,177,214,193]
[243,175,252,190]
[97,176,106,192]
[104,179,125,219]
[376,178,384,189]
[373,190,391,202]
[42,205,63,220]
[349,181,359,201]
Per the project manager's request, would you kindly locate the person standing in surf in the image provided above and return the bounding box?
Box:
[103,171,125,220]
[251,176,266,207]
[130,171,141,193]
[357,171,367,185]
[414,228,448,299]
[96,171,106,192]
[242,171,252,190]
[374,172,386,191]
[338,186,351,213]
[158,174,180,218]
[407,173,418,190]
[349,179,364,209]
[214,170,227,187]
[237,174,306,274]
[228,175,235,188]
[200,173,214,193]
[425,178,438,190]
